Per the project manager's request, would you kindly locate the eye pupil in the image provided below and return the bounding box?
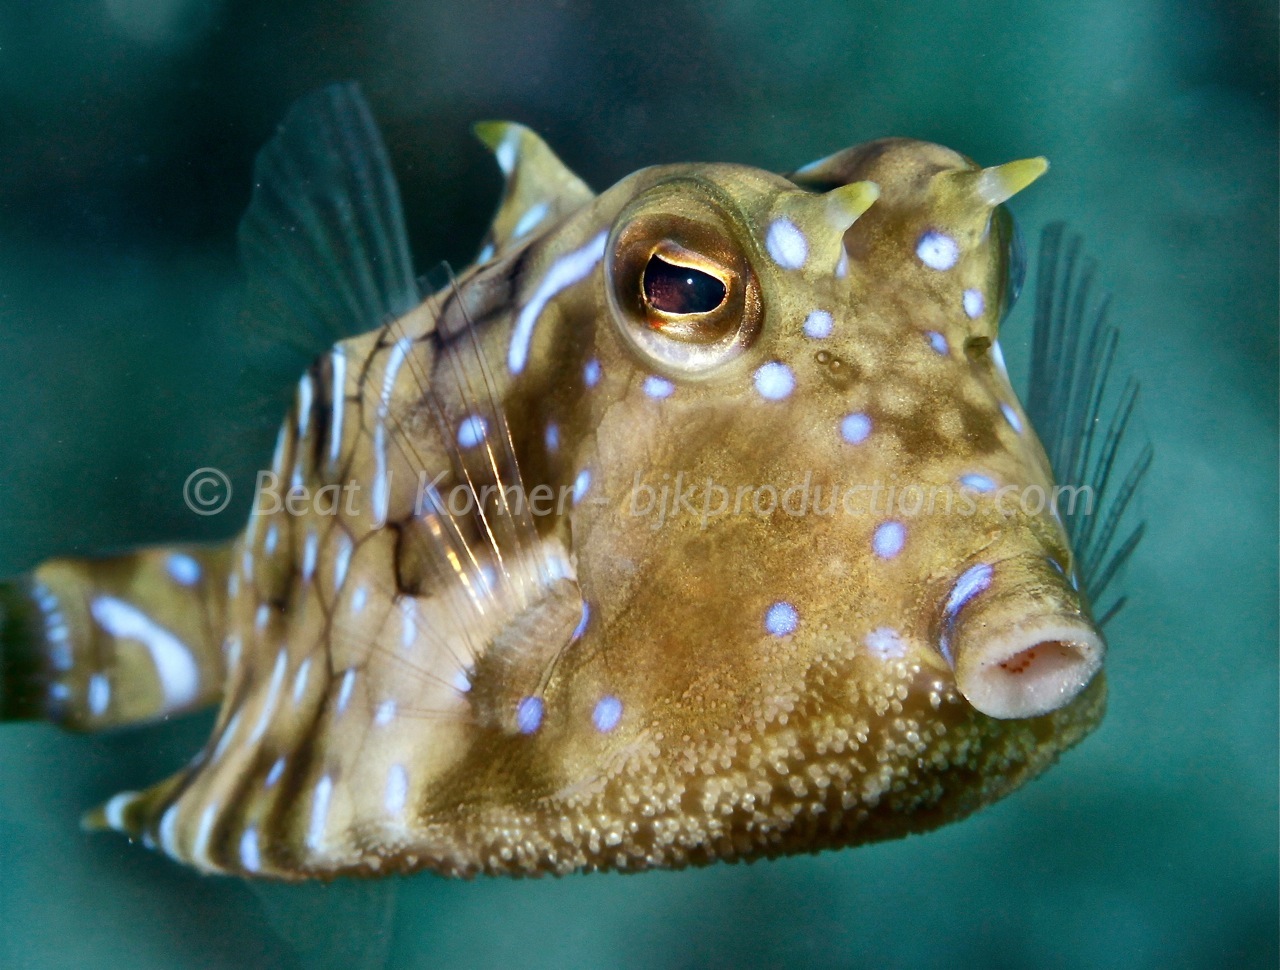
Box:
[643,255,726,314]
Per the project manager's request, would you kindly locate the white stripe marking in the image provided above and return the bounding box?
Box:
[307,775,333,852]
[508,232,607,374]
[89,597,199,708]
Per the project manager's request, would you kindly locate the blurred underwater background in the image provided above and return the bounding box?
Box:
[0,1,1275,967]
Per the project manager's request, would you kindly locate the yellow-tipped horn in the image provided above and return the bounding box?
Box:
[824,180,880,232]
[974,157,1049,207]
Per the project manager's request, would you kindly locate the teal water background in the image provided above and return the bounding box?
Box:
[0,2,1275,967]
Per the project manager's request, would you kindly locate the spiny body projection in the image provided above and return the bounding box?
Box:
[0,85,1148,880]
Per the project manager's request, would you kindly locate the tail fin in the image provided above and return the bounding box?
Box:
[1,545,232,731]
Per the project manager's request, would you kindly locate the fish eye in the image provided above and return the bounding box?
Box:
[642,252,727,316]
[606,180,763,376]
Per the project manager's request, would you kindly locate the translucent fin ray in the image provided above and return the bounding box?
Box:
[237,83,418,404]
[1025,223,1152,623]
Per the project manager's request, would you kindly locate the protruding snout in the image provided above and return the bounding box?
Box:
[939,557,1104,719]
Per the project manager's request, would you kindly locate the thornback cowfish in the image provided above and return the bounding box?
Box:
[0,85,1148,880]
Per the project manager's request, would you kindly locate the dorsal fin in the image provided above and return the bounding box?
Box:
[236,83,419,407]
[473,122,594,262]
[1025,223,1153,625]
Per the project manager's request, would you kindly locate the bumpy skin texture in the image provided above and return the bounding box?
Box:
[53,127,1103,879]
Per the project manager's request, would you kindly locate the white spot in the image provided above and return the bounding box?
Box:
[840,412,872,444]
[572,469,591,505]
[545,422,560,452]
[512,201,549,239]
[835,248,849,279]
[384,764,409,816]
[572,601,590,640]
[494,128,519,175]
[255,604,270,631]
[963,288,985,319]
[873,521,907,559]
[509,232,607,374]
[291,658,312,706]
[477,242,495,263]
[166,553,201,586]
[211,711,242,762]
[917,230,959,270]
[584,358,602,387]
[766,218,808,270]
[352,586,368,613]
[373,335,413,525]
[865,627,907,661]
[453,669,472,693]
[336,668,357,714]
[248,649,287,746]
[991,339,1010,380]
[754,361,796,401]
[265,757,287,788]
[104,791,138,832]
[592,695,623,733]
[398,599,417,649]
[375,699,397,727]
[264,524,279,556]
[239,827,261,873]
[643,375,675,399]
[192,801,218,869]
[803,309,833,339]
[241,550,254,583]
[159,804,180,859]
[328,348,346,468]
[306,775,333,852]
[960,473,996,493]
[765,601,799,637]
[296,374,314,438]
[88,673,110,717]
[302,531,318,582]
[457,414,488,449]
[333,534,352,590]
[227,572,239,597]
[516,696,543,734]
[925,330,950,355]
[89,597,199,708]
[1001,402,1024,433]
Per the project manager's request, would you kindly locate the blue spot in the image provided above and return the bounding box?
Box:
[944,563,993,618]
[960,473,995,492]
[841,412,872,444]
[516,696,544,734]
[457,414,488,449]
[1001,402,1024,433]
[803,309,833,339]
[167,554,201,586]
[545,422,560,452]
[644,375,675,399]
[592,695,623,733]
[963,288,985,319]
[765,601,799,636]
[916,230,959,271]
[765,219,808,270]
[572,469,591,504]
[865,627,906,660]
[925,330,949,355]
[873,521,906,559]
[754,362,795,401]
[573,602,590,640]
[584,358,602,387]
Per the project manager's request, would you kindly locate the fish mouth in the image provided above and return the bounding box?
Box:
[953,618,1104,719]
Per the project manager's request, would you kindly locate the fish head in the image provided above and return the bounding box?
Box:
[469,140,1105,859]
